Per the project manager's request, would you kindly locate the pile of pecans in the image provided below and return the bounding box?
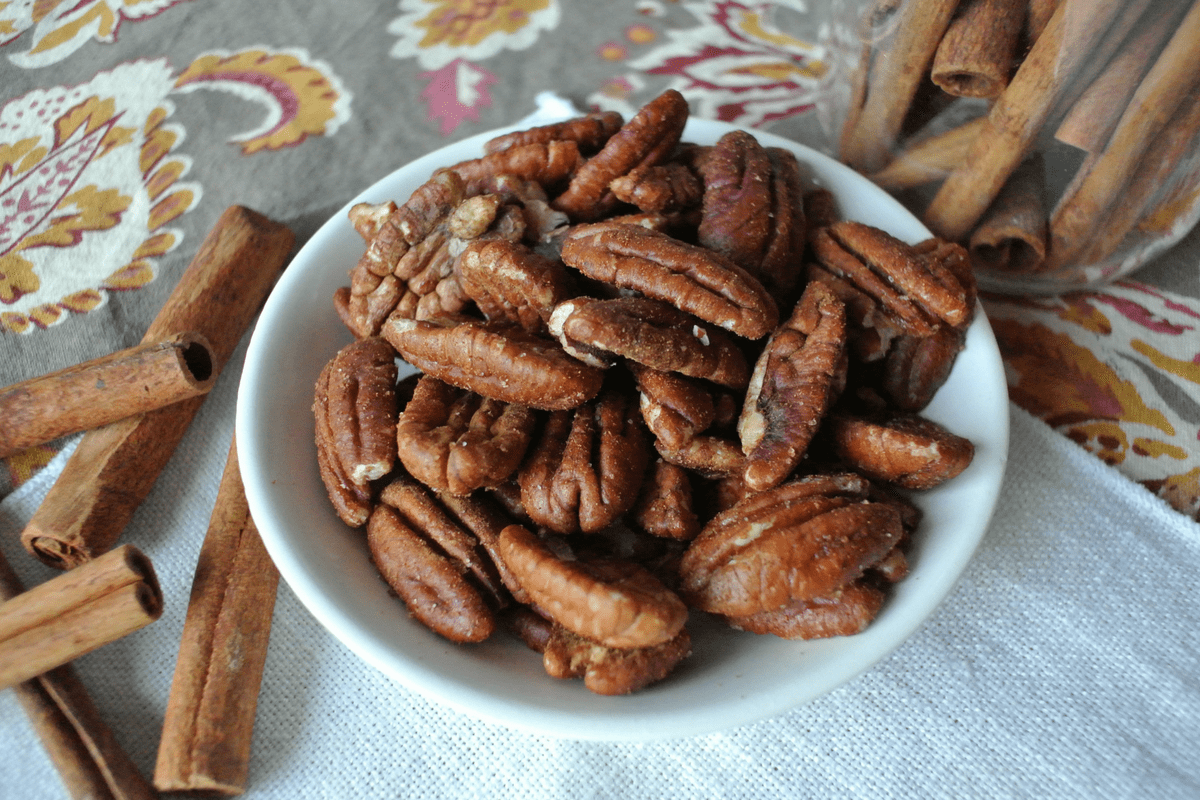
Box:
[313,90,977,695]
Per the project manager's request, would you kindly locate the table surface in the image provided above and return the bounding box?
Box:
[2,1,1199,797]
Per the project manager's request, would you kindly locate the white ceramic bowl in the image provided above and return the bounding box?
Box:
[236,117,1010,741]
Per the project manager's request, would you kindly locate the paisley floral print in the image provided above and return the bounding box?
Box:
[1,0,191,68]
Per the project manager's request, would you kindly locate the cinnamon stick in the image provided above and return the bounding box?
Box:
[840,0,962,173]
[869,117,987,191]
[1026,0,1059,44]
[154,437,280,795]
[1054,5,1182,153]
[922,0,1126,241]
[930,0,1025,98]
[0,332,215,459]
[1081,84,1200,264]
[20,207,294,570]
[1,551,157,800]
[1046,0,1200,269]
[968,155,1048,275]
[0,544,162,690]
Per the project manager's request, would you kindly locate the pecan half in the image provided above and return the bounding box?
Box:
[497,524,688,648]
[548,296,749,389]
[456,239,571,334]
[396,375,536,495]
[313,338,399,526]
[552,89,688,221]
[696,131,773,276]
[484,111,624,156]
[542,622,691,695]
[517,387,650,534]
[738,281,847,492]
[609,162,704,214]
[443,140,583,196]
[382,316,604,411]
[561,222,778,339]
[725,580,886,639]
[678,473,902,617]
[630,365,718,451]
[366,504,495,643]
[828,412,974,490]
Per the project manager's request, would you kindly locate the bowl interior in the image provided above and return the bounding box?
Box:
[236,118,1010,741]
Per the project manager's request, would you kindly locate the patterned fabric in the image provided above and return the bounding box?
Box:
[1,0,1198,521]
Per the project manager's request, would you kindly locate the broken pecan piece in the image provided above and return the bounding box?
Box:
[631,458,702,541]
[829,412,974,490]
[395,375,536,496]
[678,473,902,617]
[630,365,718,451]
[552,89,688,221]
[548,296,749,389]
[382,316,604,411]
[497,524,688,649]
[517,387,650,534]
[561,222,778,339]
[366,504,495,643]
[738,281,847,492]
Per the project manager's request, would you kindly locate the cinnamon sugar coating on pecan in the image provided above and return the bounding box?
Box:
[497,524,688,649]
[484,111,624,156]
[552,90,688,221]
[548,296,749,389]
[517,387,651,534]
[696,131,773,275]
[829,412,974,490]
[679,474,902,617]
[542,623,691,695]
[739,281,847,492]
[382,316,604,411]
[630,365,719,451]
[655,434,745,478]
[561,222,778,339]
[725,580,886,639]
[456,239,571,334]
[367,504,495,642]
[395,375,536,496]
[442,140,583,196]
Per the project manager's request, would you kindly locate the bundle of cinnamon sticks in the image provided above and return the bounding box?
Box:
[1,206,294,797]
[838,0,1200,285]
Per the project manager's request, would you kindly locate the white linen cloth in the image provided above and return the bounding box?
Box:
[2,334,1199,799]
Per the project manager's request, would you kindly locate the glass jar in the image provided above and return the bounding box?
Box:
[814,0,1200,294]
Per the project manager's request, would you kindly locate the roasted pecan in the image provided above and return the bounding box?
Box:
[739,281,847,492]
[542,622,691,695]
[806,260,904,363]
[497,524,688,648]
[609,162,703,214]
[366,504,495,642]
[442,140,583,196]
[829,412,974,490]
[655,434,745,478]
[811,222,970,334]
[560,222,778,339]
[552,89,689,221]
[348,200,397,241]
[548,296,749,389]
[484,111,624,156]
[695,131,771,267]
[456,239,571,334]
[517,387,650,534]
[725,580,886,639]
[678,473,902,617]
[382,316,604,411]
[803,187,839,232]
[630,364,718,451]
[395,375,536,496]
[313,338,398,526]
[378,474,509,608]
[631,458,701,541]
